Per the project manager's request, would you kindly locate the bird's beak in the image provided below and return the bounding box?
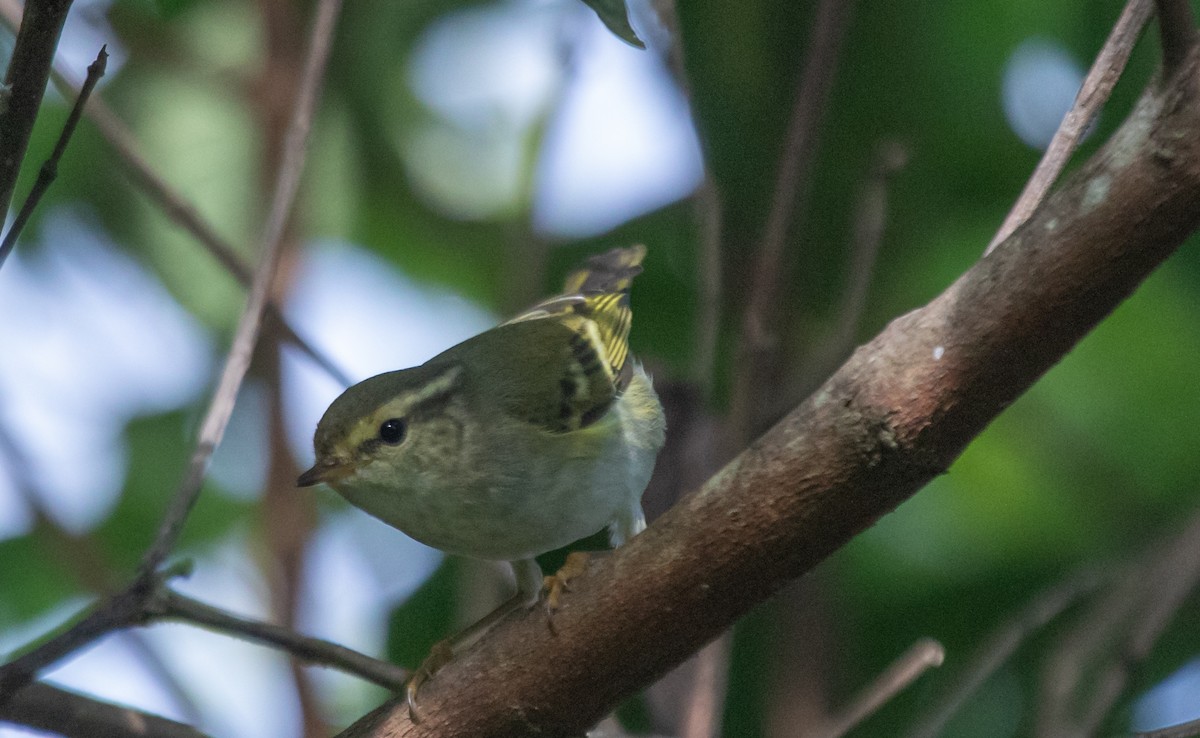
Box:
[297,459,352,487]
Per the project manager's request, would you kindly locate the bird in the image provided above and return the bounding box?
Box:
[297,245,665,719]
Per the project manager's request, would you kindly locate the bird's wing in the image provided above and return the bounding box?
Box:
[461,245,646,432]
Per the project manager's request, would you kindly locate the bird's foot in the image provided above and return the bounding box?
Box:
[405,639,454,724]
[541,551,592,631]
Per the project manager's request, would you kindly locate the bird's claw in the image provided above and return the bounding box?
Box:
[542,551,591,630]
[405,639,454,723]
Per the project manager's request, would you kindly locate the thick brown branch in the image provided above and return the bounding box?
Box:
[340,43,1200,738]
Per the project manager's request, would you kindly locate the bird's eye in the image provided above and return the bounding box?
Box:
[379,418,407,445]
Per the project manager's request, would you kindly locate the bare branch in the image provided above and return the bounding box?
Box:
[0,0,73,223]
[0,571,403,705]
[0,45,105,269]
[815,638,944,738]
[0,563,191,702]
[1,681,211,738]
[1077,508,1200,734]
[729,0,855,442]
[137,0,342,577]
[0,420,206,721]
[1155,0,1197,72]
[905,570,1106,738]
[0,0,344,700]
[986,0,1153,254]
[677,636,729,738]
[338,40,1200,738]
[795,140,907,393]
[0,0,353,389]
[1037,505,1200,736]
[159,591,406,690]
[691,174,724,394]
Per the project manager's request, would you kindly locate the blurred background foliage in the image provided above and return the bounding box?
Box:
[1,0,1199,736]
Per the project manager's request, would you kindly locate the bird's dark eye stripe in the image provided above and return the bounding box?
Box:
[379,418,407,445]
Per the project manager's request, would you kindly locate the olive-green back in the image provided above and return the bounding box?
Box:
[430,245,646,433]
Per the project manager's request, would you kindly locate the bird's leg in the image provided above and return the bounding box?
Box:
[406,558,543,722]
[543,551,592,613]
[544,508,646,614]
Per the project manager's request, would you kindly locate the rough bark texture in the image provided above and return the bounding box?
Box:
[340,50,1200,738]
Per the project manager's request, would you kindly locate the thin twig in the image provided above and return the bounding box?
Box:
[814,638,944,738]
[0,563,191,702]
[1154,0,1197,72]
[0,0,73,224]
[0,0,352,389]
[1036,507,1200,736]
[1077,508,1200,735]
[0,681,211,738]
[120,632,206,726]
[0,0,343,701]
[1137,716,1200,738]
[159,591,406,690]
[905,570,1106,738]
[1037,559,1147,735]
[0,45,106,269]
[0,572,403,706]
[678,636,729,738]
[985,0,1153,254]
[794,140,907,395]
[692,174,724,395]
[652,0,724,395]
[82,93,351,386]
[729,0,854,444]
[137,0,342,578]
[827,142,906,353]
[0,419,205,721]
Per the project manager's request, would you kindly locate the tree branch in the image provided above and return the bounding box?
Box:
[0,0,344,702]
[1155,0,1197,72]
[0,0,353,389]
[1078,506,1200,734]
[905,569,1106,738]
[729,0,855,442]
[136,0,341,579]
[0,0,73,224]
[0,682,211,738]
[339,40,1200,738]
[159,590,406,690]
[815,638,943,738]
[986,0,1153,254]
[0,44,104,269]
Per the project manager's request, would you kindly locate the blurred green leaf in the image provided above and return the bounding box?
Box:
[579,0,645,48]
[0,536,81,627]
[386,556,459,671]
[94,411,252,571]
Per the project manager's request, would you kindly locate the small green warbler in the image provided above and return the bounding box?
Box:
[297,245,665,716]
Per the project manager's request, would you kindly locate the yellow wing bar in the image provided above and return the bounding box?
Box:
[505,245,646,394]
